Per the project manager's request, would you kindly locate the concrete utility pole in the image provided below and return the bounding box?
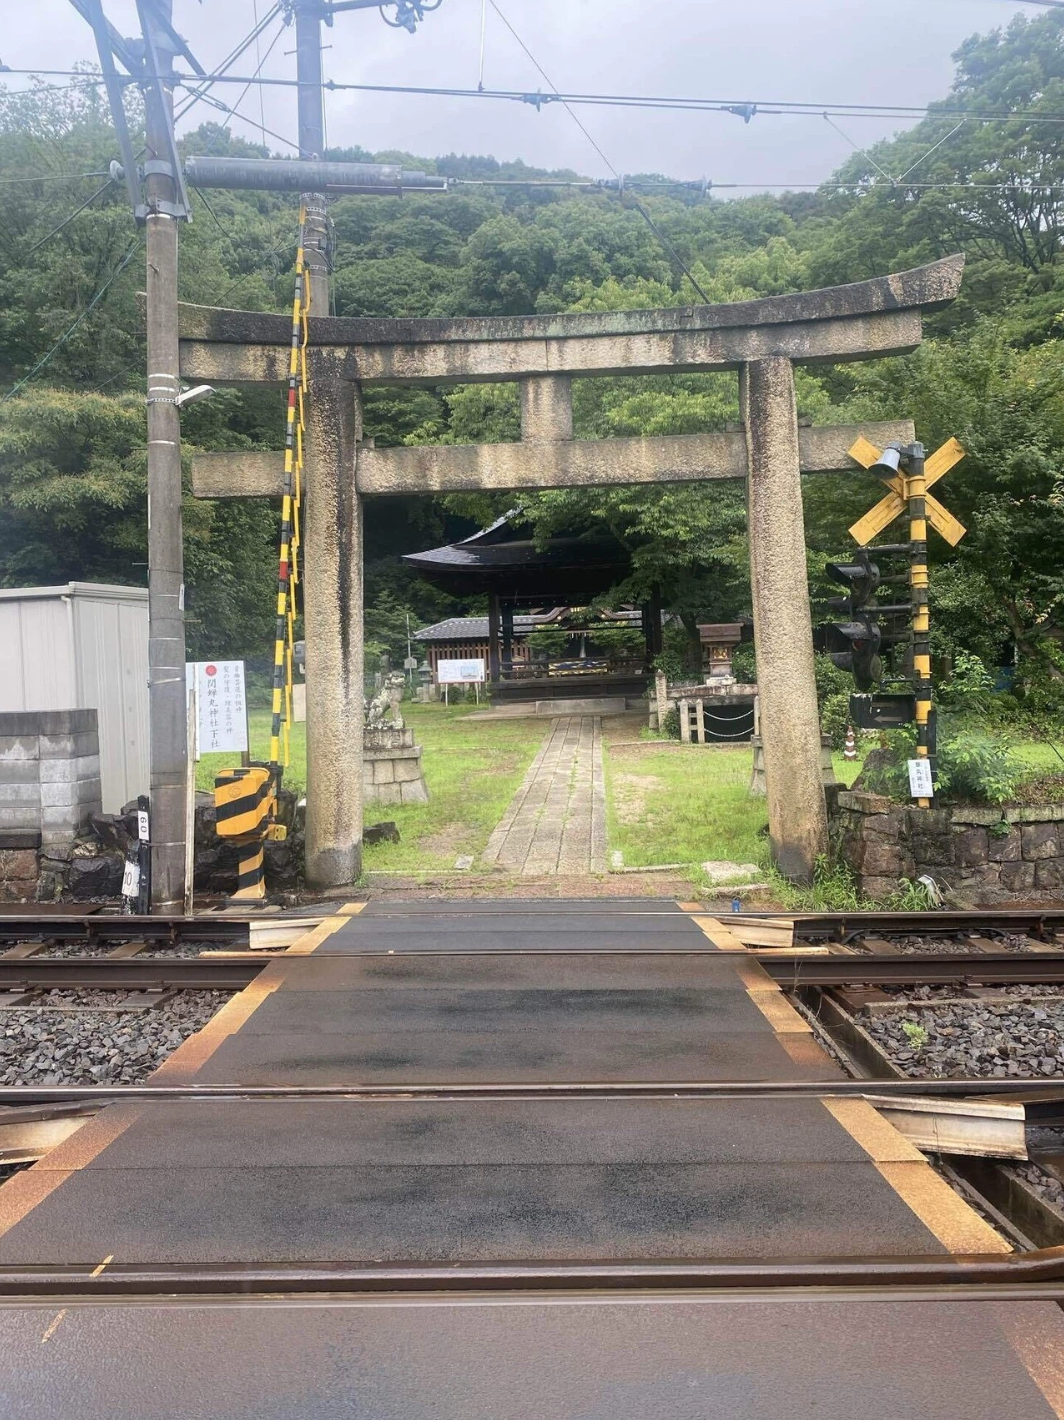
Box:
[292,0,367,887]
[143,0,188,911]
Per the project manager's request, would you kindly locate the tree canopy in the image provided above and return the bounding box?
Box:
[2,9,1064,708]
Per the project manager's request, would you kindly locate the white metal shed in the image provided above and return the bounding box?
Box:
[0,583,149,812]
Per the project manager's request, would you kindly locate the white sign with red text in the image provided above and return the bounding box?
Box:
[186,660,248,755]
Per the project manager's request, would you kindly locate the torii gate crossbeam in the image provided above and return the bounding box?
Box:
[179,254,964,886]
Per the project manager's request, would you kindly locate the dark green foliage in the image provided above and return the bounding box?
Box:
[860,720,1021,804]
[4,11,1064,676]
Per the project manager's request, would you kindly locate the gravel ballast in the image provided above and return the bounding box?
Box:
[865,999,1064,1079]
[0,990,232,1086]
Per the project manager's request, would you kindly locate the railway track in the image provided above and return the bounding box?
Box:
[4,899,1064,1416]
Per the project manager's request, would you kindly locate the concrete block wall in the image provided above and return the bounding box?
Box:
[0,710,102,850]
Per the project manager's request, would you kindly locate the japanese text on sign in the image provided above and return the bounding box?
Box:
[437,658,486,685]
[186,661,249,754]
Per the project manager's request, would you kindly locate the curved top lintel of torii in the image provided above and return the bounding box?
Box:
[176,254,963,349]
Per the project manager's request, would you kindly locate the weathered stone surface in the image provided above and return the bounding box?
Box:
[0,710,96,738]
[303,378,364,889]
[743,355,827,882]
[909,808,952,835]
[954,827,990,868]
[861,806,906,838]
[195,422,921,499]
[956,862,1001,888]
[858,875,900,903]
[911,834,956,868]
[399,779,430,805]
[364,821,400,846]
[179,256,965,385]
[372,759,396,785]
[988,827,1022,862]
[67,853,124,900]
[999,860,1037,892]
[950,807,1002,827]
[374,783,402,806]
[1022,823,1060,860]
[847,790,896,815]
[857,839,909,876]
[0,848,37,882]
[1035,859,1064,891]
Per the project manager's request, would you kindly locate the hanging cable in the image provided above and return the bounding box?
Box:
[486,0,711,302]
[23,178,113,258]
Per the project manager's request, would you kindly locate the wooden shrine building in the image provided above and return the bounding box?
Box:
[404,518,662,708]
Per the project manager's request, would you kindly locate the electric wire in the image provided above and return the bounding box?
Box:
[24,178,113,258]
[14,68,1064,126]
[485,0,711,302]
[2,235,142,402]
[0,170,110,185]
[172,3,282,125]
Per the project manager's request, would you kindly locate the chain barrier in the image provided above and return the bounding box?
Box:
[269,204,310,773]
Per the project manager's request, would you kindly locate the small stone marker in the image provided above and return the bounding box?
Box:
[454,855,474,871]
[701,860,763,886]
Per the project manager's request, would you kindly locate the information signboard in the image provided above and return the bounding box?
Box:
[186,660,249,755]
[437,658,486,685]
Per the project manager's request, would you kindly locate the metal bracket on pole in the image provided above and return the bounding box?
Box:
[136,0,193,221]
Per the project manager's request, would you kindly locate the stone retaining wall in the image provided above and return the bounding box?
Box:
[831,789,1064,903]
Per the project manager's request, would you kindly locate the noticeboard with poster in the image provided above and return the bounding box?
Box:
[436,658,486,685]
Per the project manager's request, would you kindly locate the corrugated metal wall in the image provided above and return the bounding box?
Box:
[0,597,76,710]
[72,592,149,812]
[0,585,148,811]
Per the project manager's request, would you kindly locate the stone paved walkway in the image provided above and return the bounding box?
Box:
[481,717,607,876]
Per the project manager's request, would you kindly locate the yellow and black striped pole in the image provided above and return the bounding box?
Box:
[269,205,311,774]
[906,442,933,808]
[213,767,277,901]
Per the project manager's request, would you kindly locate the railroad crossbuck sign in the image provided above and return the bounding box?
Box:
[846,436,968,547]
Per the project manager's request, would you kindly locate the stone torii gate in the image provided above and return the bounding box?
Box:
[180,254,963,886]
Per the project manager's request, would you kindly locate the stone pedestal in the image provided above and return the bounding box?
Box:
[363,726,429,807]
[750,734,838,797]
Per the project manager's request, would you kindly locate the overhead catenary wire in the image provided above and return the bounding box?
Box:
[15,67,1064,126]
[484,0,711,303]
[23,177,113,258]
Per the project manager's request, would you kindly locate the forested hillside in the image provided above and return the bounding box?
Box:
[1,10,1063,713]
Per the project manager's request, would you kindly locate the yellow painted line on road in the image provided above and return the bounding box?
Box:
[285,901,364,955]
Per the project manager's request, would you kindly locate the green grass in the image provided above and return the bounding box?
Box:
[605,740,868,883]
[197,703,547,875]
[605,744,767,878]
[362,704,546,872]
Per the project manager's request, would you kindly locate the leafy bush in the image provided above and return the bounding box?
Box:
[820,691,852,750]
[731,642,757,684]
[858,719,1020,804]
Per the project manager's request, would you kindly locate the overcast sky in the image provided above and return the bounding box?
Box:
[1,0,1051,190]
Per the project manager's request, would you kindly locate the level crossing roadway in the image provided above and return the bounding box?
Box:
[0,898,1062,1418]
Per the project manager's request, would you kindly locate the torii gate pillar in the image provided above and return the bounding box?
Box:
[181,254,964,886]
[743,357,827,878]
[302,378,364,886]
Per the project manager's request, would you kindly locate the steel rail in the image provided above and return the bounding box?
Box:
[5,950,1064,992]
[3,1080,1064,1105]
[0,915,255,948]
[757,951,1064,984]
[3,1250,1064,1299]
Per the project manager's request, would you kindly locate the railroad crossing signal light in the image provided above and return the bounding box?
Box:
[823,548,882,691]
[826,613,882,691]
